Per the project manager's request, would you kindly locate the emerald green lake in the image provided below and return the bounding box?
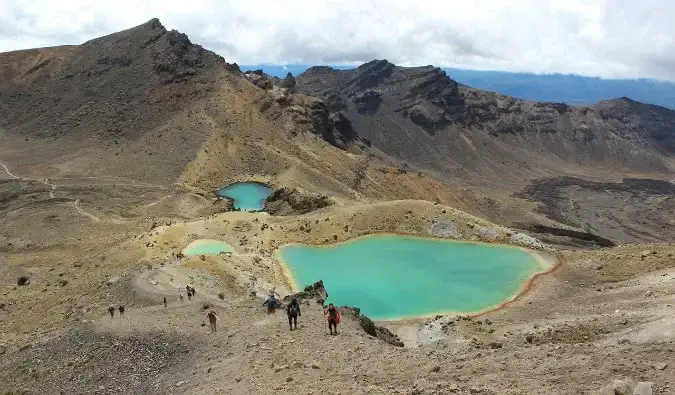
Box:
[280,234,549,320]
[215,182,272,211]
[183,239,235,256]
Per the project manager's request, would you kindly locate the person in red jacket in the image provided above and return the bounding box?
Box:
[325,303,341,335]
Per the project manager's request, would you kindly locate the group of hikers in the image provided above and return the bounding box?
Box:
[107,304,125,317]
[108,286,342,335]
[263,293,342,335]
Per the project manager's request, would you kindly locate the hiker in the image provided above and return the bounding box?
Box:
[325,303,341,335]
[179,294,184,304]
[204,310,220,333]
[187,290,192,301]
[263,294,280,314]
[185,285,191,295]
[286,298,301,330]
[191,286,196,296]
[118,305,125,317]
[163,296,167,308]
[108,304,115,318]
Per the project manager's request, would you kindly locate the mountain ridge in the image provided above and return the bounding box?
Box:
[296,58,675,185]
[242,63,675,109]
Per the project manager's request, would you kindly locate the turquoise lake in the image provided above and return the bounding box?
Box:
[215,182,272,211]
[183,239,235,256]
[280,234,548,320]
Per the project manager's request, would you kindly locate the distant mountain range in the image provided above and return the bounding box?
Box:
[242,64,675,109]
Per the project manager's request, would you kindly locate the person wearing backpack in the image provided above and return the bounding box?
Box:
[325,303,341,335]
[204,310,220,333]
[263,294,280,314]
[286,298,301,330]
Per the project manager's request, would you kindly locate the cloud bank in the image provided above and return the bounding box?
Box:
[1,0,674,80]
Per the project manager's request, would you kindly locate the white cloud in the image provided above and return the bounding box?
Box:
[1,0,674,80]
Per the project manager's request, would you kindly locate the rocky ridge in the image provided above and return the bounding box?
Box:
[297,60,675,182]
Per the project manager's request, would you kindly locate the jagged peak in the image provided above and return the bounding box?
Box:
[143,18,165,30]
[358,59,395,69]
[83,18,167,46]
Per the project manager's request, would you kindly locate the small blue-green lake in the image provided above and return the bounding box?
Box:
[280,234,550,320]
[216,182,272,211]
[183,239,235,256]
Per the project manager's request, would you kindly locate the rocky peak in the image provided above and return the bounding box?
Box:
[348,59,396,91]
[356,59,395,73]
[282,72,297,92]
[405,66,461,107]
[83,18,167,47]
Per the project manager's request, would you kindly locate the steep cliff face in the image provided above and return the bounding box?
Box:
[240,68,366,149]
[297,60,675,184]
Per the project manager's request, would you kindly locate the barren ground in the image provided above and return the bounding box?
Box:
[1,164,674,395]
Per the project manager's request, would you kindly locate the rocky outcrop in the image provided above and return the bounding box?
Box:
[329,111,359,143]
[245,69,274,90]
[242,69,362,149]
[265,187,333,215]
[283,281,328,304]
[211,197,234,213]
[352,90,382,114]
[339,306,405,347]
[281,72,297,92]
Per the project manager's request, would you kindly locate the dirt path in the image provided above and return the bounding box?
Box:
[0,158,149,223]
[0,160,20,179]
[72,199,102,222]
[144,195,173,207]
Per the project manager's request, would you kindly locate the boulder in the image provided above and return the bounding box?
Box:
[17,276,30,286]
[632,382,652,395]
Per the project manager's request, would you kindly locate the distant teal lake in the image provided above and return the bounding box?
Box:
[183,239,234,256]
[279,234,550,320]
[216,182,272,211]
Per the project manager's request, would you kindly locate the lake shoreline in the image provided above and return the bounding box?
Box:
[276,232,561,323]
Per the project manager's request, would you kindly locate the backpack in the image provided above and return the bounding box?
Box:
[289,303,299,315]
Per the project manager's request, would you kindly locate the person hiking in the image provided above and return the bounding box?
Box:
[263,294,280,314]
[325,303,341,335]
[108,304,115,318]
[163,296,167,308]
[118,305,125,317]
[190,286,196,296]
[185,285,191,295]
[204,310,220,333]
[179,294,184,304]
[286,298,301,330]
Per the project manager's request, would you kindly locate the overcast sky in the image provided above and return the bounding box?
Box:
[1,0,674,81]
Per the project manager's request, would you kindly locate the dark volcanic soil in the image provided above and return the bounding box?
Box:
[515,177,675,243]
